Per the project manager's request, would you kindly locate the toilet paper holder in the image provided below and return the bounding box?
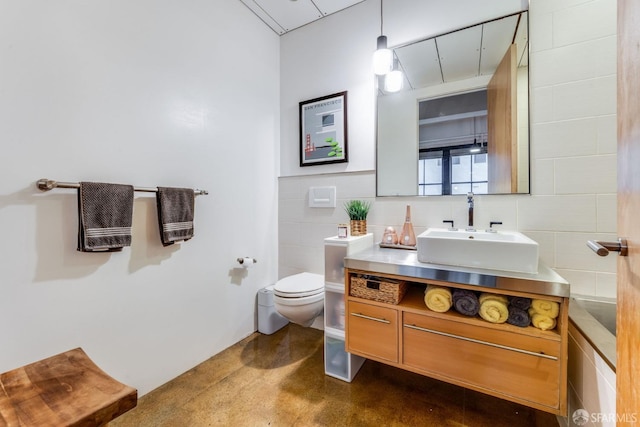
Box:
[237,257,257,265]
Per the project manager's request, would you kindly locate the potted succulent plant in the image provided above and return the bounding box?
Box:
[344,200,371,236]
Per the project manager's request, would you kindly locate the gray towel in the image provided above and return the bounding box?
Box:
[452,288,480,316]
[509,296,532,311]
[506,306,531,328]
[77,182,134,252]
[156,187,195,246]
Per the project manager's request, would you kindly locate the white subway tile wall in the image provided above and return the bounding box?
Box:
[278,0,617,299]
[597,116,617,154]
[596,272,617,299]
[554,155,616,195]
[596,195,617,234]
[533,118,599,159]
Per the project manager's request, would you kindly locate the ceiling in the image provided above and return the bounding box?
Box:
[239,0,365,35]
[240,1,528,95]
[393,11,528,92]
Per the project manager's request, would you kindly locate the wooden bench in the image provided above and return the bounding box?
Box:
[0,348,137,426]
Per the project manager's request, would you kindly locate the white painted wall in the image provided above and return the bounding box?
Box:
[279,0,617,300]
[279,0,377,177]
[0,0,280,396]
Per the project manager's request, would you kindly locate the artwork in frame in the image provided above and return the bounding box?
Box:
[299,91,348,167]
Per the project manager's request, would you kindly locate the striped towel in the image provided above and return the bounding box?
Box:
[156,187,195,246]
[77,182,134,252]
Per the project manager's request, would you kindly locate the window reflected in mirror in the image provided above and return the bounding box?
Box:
[418,90,489,195]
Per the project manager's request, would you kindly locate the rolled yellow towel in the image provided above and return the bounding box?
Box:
[531,299,559,319]
[479,299,509,323]
[424,285,452,313]
[530,312,557,331]
[479,293,509,305]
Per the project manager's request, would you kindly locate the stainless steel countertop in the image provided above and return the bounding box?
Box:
[344,245,570,298]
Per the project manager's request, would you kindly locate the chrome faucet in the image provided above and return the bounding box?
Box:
[467,192,474,230]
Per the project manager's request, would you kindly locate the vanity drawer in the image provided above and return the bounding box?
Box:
[347,301,398,363]
[404,312,560,357]
[403,312,560,409]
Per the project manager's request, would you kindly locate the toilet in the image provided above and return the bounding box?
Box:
[273,272,324,327]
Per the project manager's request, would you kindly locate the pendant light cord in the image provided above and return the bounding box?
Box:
[380,0,384,35]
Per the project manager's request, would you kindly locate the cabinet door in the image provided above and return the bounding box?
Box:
[347,301,398,363]
[403,312,560,410]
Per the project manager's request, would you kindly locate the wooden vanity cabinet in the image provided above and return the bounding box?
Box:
[344,269,568,416]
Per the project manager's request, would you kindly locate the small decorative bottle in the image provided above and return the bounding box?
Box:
[398,205,417,247]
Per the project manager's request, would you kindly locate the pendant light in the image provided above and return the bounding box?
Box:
[373,0,392,76]
[384,58,403,92]
[470,118,481,153]
[470,139,481,153]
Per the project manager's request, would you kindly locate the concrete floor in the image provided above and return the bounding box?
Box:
[112,324,560,426]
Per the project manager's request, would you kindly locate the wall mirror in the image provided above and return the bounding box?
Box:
[376,11,529,196]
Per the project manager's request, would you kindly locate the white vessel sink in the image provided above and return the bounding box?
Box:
[416,228,539,274]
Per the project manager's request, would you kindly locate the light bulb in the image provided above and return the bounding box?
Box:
[384,69,403,92]
[373,35,392,75]
[470,137,481,153]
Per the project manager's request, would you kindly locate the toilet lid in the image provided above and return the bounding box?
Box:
[273,272,324,298]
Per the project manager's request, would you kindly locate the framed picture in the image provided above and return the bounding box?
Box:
[299,91,348,167]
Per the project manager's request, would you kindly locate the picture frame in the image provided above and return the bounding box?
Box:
[299,91,348,167]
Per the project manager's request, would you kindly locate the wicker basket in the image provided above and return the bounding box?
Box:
[350,275,408,305]
[350,220,367,236]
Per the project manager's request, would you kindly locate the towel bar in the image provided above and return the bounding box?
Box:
[37,178,208,195]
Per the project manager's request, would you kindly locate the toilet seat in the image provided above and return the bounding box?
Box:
[273,292,324,306]
[273,272,324,298]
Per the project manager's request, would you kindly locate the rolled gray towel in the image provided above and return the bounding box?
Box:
[506,306,530,327]
[509,296,532,311]
[452,288,480,316]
